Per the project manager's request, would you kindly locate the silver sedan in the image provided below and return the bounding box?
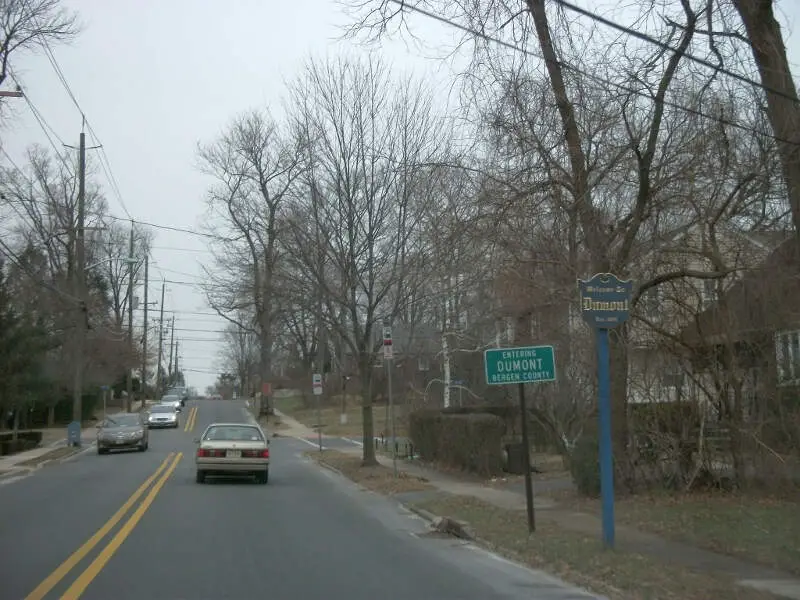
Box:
[194,422,270,484]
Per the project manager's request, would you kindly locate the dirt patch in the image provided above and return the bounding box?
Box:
[412,494,783,600]
[558,491,800,576]
[307,449,433,495]
[16,446,80,467]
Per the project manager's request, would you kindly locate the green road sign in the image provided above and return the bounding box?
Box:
[484,345,556,385]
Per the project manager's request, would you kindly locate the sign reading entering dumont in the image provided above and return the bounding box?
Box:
[484,345,556,385]
[577,273,633,329]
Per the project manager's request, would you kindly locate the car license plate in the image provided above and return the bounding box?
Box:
[227,450,241,458]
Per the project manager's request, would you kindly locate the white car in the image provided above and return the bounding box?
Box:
[147,404,179,428]
[195,422,270,484]
[160,394,181,412]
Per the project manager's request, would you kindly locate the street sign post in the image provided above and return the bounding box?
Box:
[578,272,633,549]
[312,373,323,396]
[383,323,397,476]
[483,343,557,533]
[312,373,323,451]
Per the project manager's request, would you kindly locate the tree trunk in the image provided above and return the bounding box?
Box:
[359,359,378,466]
[732,0,800,237]
[442,333,451,408]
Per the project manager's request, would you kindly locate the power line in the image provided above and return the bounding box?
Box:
[23,2,134,220]
[553,0,799,106]
[386,0,799,147]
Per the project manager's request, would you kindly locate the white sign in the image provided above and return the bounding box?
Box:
[383,344,394,360]
[312,373,323,396]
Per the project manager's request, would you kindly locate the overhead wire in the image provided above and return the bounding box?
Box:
[551,0,799,106]
[386,0,800,147]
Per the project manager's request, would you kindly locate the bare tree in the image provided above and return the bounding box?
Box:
[284,55,448,465]
[197,109,302,411]
[727,0,800,236]
[219,318,259,396]
[341,0,790,486]
[0,0,78,95]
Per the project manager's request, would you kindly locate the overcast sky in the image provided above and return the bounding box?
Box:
[2,0,799,391]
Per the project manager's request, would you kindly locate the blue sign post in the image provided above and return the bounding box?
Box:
[577,273,633,549]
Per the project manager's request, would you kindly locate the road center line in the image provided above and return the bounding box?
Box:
[59,452,183,599]
[23,453,175,600]
[183,406,198,432]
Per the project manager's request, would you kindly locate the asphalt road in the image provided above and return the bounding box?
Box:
[0,399,600,600]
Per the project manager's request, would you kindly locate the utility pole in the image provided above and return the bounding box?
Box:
[140,254,149,406]
[167,316,175,385]
[125,223,135,411]
[174,339,180,384]
[71,129,87,432]
[156,281,165,396]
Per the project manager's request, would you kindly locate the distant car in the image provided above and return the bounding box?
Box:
[167,387,189,406]
[161,394,182,412]
[146,404,179,429]
[195,422,270,484]
[97,413,149,454]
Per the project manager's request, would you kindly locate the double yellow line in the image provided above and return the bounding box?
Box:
[25,452,183,600]
[183,405,198,432]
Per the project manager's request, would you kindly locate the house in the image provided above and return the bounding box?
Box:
[680,236,800,431]
[623,224,784,405]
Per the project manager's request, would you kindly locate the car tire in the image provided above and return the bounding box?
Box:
[97,447,107,455]
[257,468,269,484]
[196,471,205,484]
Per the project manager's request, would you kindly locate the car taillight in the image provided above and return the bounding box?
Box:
[197,448,208,457]
[261,448,269,458]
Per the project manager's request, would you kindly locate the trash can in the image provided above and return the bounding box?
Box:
[504,442,526,474]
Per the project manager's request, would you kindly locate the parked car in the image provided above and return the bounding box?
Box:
[160,394,182,412]
[97,413,149,454]
[146,403,179,429]
[194,422,270,484]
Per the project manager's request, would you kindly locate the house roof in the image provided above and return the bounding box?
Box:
[681,236,800,346]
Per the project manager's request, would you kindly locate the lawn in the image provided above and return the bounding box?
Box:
[306,449,433,495]
[564,491,800,576]
[273,393,409,438]
[413,494,785,600]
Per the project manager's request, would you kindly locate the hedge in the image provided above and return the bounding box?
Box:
[0,431,43,456]
[409,410,506,476]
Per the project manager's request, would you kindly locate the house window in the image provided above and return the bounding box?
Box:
[640,287,661,319]
[775,330,800,384]
[702,279,718,309]
[418,356,430,371]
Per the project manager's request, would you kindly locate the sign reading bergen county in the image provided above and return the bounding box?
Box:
[484,345,556,386]
[578,273,633,329]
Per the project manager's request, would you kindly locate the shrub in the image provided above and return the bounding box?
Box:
[569,434,602,497]
[409,409,442,461]
[409,410,506,476]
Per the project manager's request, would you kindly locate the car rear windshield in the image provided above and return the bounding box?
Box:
[150,405,174,413]
[203,425,263,442]
[161,396,178,401]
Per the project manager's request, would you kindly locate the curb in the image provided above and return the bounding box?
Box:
[312,456,347,479]
[310,454,475,541]
[405,503,438,523]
